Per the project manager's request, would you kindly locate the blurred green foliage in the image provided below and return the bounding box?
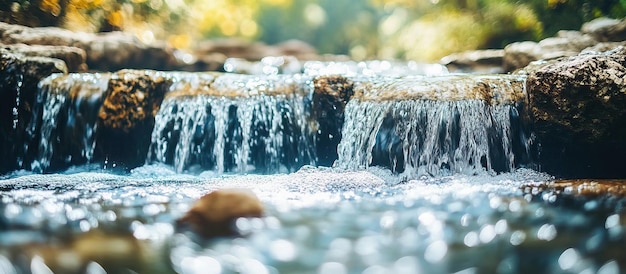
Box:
[1,0,625,61]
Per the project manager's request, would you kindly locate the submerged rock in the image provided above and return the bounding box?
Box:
[177,189,264,237]
[22,231,150,273]
[526,47,626,178]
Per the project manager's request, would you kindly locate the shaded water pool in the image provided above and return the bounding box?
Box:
[1,165,624,274]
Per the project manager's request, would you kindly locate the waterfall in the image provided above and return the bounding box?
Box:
[12,67,534,177]
[335,75,532,176]
[148,73,316,173]
[28,73,110,172]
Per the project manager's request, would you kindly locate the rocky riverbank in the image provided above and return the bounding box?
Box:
[2,17,626,178]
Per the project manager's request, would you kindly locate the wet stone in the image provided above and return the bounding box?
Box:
[311,75,354,166]
[525,49,626,178]
[177,189,264,237]
[523,179,626,198]
[94,70,172,169]
[28,73,110,172]
[0,48,67,174]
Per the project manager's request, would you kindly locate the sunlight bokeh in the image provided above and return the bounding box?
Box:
[1,0,625,61]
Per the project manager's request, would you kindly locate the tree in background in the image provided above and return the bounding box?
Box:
[1,0,625,61]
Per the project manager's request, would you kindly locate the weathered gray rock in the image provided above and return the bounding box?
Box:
[440,49,504,73]
[1,43,87,72]
[0,22,182,71]
[503,31,597,72]
[582,17,626,42]
[526,48,626,178]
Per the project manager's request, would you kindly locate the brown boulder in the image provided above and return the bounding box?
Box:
[177,189,264,237]
[94,70,171,168]
[525,48,626,178]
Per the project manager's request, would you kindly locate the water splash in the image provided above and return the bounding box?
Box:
[148,73,316,173]
[28,73,110,172]
[335,75,532,177]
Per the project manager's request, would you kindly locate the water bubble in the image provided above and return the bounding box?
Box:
[355,236,379,257]
[327,238,352,262]
[479,224,496,244]
[85,261,107,274]
[31,256,53,274]
[4,204,22,218]
[236,218,253,234]
[489,196,502,209]
[557,248,579,270]
[424,240,448,263]
[598,260,620,274]
[269,239,297,262]
[0,255,17,274]
[464,231,479,247]
[418,211,436,224]
[584,200,598,211]
[495,219,508,234]
[380,211,397,229]
[180,256,222,274]
[142,203,163,216]
[534,207,545,218]
[537,224,557,241]
[508,199,522,212]
[509,230,526,246]
[605,214,620,229]
[460,214,472,227]
[362,265,388,274]
[67,208,86,221]
[393,256,420,274]
[79,220,92,232]
[318,262,347,274]
[586,230,603,252]
[240,259,268,274]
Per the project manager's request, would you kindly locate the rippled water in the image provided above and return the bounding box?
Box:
[1,165,624,274]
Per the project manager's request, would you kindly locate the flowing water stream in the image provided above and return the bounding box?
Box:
[0,61,624,274]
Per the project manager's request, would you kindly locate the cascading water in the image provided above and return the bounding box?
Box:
[148,73,316,173]
[15,68,534,176]
[335,75,533,176]
[27,73,110,172]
